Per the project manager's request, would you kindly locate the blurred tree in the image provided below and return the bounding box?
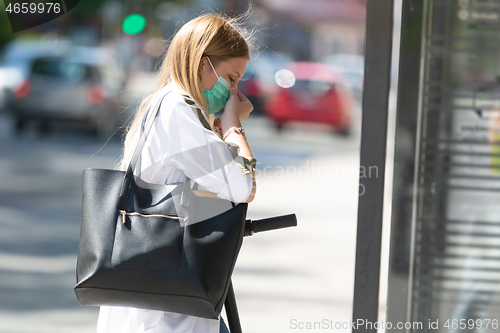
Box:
[0,0,191,52]
[0,1,14,51]
[70,0,189,17]
[70,0,107,17]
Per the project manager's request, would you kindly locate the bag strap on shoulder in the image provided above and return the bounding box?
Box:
[180,94,224,141]
[120,91,171,199]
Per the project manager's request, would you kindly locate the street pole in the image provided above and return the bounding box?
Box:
[352,0,394,332]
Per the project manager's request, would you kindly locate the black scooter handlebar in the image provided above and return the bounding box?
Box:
[244,213,297,236]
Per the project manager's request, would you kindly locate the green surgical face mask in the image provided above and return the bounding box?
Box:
[203,56,231,114]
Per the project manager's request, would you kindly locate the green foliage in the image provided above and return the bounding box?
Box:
[0,1,14,51]
[0,0,192,53]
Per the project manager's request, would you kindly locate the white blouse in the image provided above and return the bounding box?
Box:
[96,83,253,333]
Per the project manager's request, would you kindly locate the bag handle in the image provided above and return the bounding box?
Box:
[120,91,171,199]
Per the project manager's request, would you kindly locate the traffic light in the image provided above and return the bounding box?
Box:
[122,14,146,35]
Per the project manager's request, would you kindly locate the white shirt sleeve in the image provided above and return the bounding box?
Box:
[138,91,253,203]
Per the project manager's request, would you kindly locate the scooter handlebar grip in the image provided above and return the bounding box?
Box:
[250,213,297,234]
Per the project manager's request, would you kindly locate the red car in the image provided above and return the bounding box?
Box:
[264,62,354,135]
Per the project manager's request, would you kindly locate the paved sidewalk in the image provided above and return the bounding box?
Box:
[0,113,364,333]
[230,151,360,333]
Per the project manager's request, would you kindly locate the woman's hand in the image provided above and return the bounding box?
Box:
[221,86,253,126]
[218,87,256,203]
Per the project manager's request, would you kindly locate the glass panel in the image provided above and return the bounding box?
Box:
[389,0,500,331]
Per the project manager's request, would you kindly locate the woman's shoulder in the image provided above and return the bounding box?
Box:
[156,84,200,110]
[155,84,211,131]
[156,85,190,109]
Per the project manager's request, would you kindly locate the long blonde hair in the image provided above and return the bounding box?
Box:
[119,12,254,171]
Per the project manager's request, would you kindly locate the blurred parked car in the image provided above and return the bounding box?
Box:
[264,62,354,135]
[116,55,158,126]
[0,68,8,112]
[238,63,265,114]
[0,39,72,114]
[238,52,293,115]
[323,54,364,101]
[8,45,125,137]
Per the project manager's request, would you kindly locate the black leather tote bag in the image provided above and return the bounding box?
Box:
[74,91,248,319]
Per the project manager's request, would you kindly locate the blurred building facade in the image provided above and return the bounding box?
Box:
[254,0,366,61]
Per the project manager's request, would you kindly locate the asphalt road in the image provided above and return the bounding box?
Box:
[0,111,364,333]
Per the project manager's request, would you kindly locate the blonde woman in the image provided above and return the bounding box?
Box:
[96,12,257,333]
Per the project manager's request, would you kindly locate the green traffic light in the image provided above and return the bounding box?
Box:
[122,14,146,34]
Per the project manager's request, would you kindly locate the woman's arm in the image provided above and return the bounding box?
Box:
[220,88,256,203]
[224,131,256,203]
[141,92,253,203]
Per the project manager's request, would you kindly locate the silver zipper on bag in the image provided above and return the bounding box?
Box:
[119,210,184,225]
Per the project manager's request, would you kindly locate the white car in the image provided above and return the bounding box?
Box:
[6,43,125,138]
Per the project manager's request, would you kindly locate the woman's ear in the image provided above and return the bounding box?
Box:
[199,56,207,74]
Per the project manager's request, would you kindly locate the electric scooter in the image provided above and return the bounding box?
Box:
[224,213,298,333]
